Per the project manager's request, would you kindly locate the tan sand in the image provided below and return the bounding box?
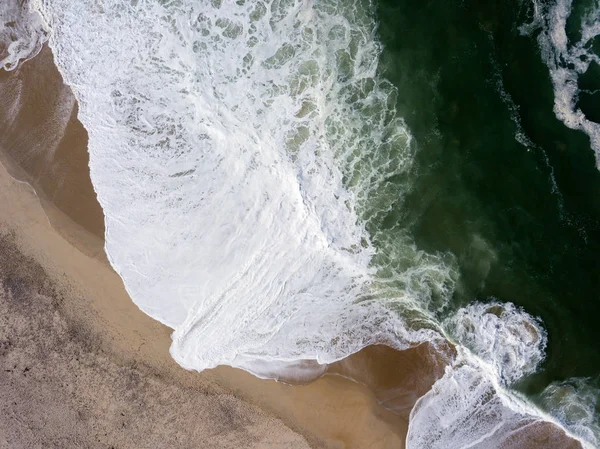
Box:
[0,46,584,449]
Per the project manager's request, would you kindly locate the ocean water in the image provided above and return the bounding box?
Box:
[3,0,600,447]
[375,1,600,445]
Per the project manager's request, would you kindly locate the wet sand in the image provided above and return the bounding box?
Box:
[0,46,584,449]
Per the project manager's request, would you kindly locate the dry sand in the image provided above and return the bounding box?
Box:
[0,46,584,449]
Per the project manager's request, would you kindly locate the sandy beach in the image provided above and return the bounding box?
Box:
[0,46,584,449]
[0,45,417,449]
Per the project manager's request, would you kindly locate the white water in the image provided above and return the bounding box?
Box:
[407,302,591,449]
[0,0,47,71]
[539,377,600,447]
[408,349,588,449]
[445,302,547,385]
[521,0,600,168]
[5,0,596,447]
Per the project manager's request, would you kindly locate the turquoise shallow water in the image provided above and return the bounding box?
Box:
[375,0,600,415]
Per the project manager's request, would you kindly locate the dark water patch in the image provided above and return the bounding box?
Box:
[565,0,594,45]
[578,91,600,124]
[579,61,600,92]
[591,35,600,55]
[375,0,600,397]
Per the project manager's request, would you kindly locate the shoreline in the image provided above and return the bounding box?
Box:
[0,45,414,449]
[0,155,414,448]
[0,45,586,449]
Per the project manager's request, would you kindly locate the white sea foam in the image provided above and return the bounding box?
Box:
[434,301,598,448]
[31,0,451,375]
[406,303,588,449]
[521,0,600,168]
[539,377,600,447]
[408,357,532,449]
[0,0,48,71]
[445,301,547,385]
[407,350,595,449]
[488,51,537,151]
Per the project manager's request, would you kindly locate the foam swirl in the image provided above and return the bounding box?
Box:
[520,0,600,168]
[0,0,48,71]
[445,301,547,385]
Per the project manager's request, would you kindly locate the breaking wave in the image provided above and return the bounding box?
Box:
[33,0,452,375]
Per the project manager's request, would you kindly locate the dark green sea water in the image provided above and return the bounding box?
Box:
[375,0,600,421]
